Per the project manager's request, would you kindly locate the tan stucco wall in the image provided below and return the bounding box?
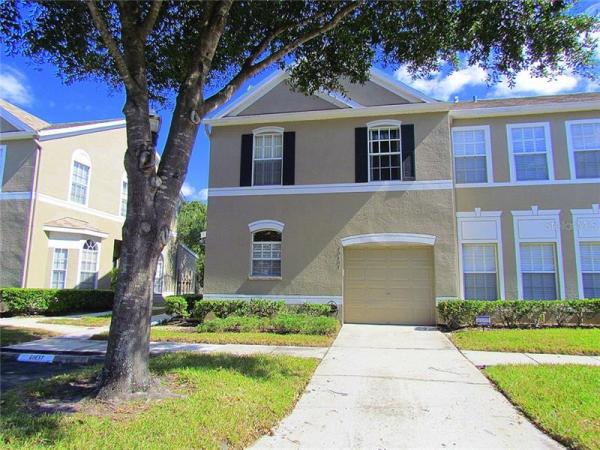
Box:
[0,138,37,192]
[340,80,410,106]
[204,189,458,299]
[209,112,452,188]
[0,199,30,287]
[36,127,128,215]
[0,117,19,133]
[452,110,600,182]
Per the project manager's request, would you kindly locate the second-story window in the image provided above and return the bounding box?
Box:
[253,131,283,185]
[508,123,552,181]
[567,119,600,179]
[70,150,91,205]
[452,126,491,183]
[368,124,401,181]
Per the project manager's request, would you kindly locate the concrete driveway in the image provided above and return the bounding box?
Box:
[253,324,560,449]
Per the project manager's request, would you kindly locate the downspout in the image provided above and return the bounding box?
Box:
[21,137,42,287]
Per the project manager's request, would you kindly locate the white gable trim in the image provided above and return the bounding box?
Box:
[0,106,36,133]
[248,220,285,233]
[369,68,436,103]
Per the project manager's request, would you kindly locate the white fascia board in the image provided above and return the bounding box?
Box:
[450,100,600,119]
[38,120,126,141]
[0,107,37,133]
[205,102,450,126]
[43,225,109,239]
[0,131,36,141]
[369,67,437,103]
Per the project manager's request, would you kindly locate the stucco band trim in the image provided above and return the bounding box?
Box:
[341,233,436,247]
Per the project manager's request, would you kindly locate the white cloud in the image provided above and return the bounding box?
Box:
[395,65,487,101]
[0,66,32,106]
[181,182,208,202]
[491,70,580,97]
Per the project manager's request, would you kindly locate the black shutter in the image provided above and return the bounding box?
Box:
[240,134,253,186]
[282,131,295,185]
[401,124,415,181]
[355,127,368,183]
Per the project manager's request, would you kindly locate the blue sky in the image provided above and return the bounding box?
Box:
[1,1,598,202]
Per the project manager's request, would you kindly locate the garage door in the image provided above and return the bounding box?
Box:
[343,246,435,325]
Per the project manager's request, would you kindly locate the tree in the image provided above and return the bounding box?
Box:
[176,200,207,283]
[2,0,595,399]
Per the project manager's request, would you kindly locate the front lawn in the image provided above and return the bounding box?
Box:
[0,353,318,449]
[92,325,336,347]
[0,326,60,346]
[39,314,112,327]
[486,365,600,449]
[449,328,600,355]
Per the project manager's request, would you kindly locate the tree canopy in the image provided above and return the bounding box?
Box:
[176,200,206,282]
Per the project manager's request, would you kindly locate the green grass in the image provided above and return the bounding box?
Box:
[485,365,600,449]
[39,314,113,327]
[0,326,60,346]
[449,328,600,355]
[92,326,336,347]
[0,352,318,449]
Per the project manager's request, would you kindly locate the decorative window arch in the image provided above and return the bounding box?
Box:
[249,220,283,278]
[154,254,164,294]
[252,126,284,186]
[78,239,99,289]
[69,149,92,205]
[120,173,128,217]
[366,120,402,182]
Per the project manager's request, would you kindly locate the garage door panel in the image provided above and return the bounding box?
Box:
[343,246,435,325]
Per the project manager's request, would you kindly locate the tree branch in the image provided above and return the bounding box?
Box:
[140,0,162,39]
[201,1,361,115]
[86,0,135,91]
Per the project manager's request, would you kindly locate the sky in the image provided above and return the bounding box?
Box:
[1,1,598,203]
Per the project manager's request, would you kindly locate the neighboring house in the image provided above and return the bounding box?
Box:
[202,69,600,325]
[0,99,198,296]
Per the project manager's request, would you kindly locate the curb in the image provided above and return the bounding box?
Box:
[1,352,104,365]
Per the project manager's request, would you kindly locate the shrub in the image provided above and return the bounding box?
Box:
[164,294,202,316]
[198,315,266,333]
[0,288,113,316]
[192,301,212,322]
[246,299,285,317]
[196,313,338,335]
[289,303,333,317]
[191,299,286,321]
[164,296,189,318]
[436,300,489,330]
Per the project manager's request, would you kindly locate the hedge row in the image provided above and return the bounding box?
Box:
[0,288,114,316]
[437,299,600,330]
[164,296,333,321]
[197,314,338,335]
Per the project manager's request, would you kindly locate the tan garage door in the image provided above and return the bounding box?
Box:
[343,246,435,325]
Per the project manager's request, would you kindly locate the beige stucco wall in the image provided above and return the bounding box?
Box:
[0,199,30,287]
[209,112,452,188]
[0,138,37,192]
[452,110,600,182]
[205,189,458,299]
[340,80,410,106]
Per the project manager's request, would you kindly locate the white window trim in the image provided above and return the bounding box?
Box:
[68,149,92,206]
[249,229,282,280]
[565,118,600,181]
[571,204,600,298]
[506,122,554,182]
[50,248,68,289]
[248,220,284,233]
[456,210,505,300]
[512,208,565,299]
[451,125,493,185]
[120,173,128,217]
[367,120,403,183]
[154,254,164,294]
[251,127,284,187]
[0,144,6,192]
[77,240,101,289]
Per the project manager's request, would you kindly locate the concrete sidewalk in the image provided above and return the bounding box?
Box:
[462,350,600,367]
[252,324,560,449]
[1,337,327,360]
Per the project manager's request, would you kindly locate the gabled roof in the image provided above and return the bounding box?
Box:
[0,98,50,131]
[209,68,436,120]
[43,217,109,239]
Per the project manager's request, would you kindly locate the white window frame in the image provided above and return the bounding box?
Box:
[120,173,128,217]
[571,204,600,298]
[506,122,554,182]
[50,248,68,289]
[251,126,284,187]
[68,149,92,206]
[565,118,600,180]
[457,210,505,300]
[0,144,6,192]
[248,220,284,280]
[77,239,100,289]
[451,125,493,185]
[366,119,403,183]
[154,254,164,294]
[512,208,564,299]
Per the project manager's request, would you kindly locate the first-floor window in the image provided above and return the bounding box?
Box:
[51,248,68,289]
[580,242,600,298]
[462,244,498,300]
[520,243,557,300]
[154,254,164,294]
[251,230,281,277]
[79,240,99,289]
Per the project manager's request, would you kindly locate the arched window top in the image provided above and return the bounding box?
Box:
[72,149,92,167]
[253,230,282,242]
[252,126,284,135]
[83,239,98,251]
[248,220,284,233]
[366,119,402,129]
